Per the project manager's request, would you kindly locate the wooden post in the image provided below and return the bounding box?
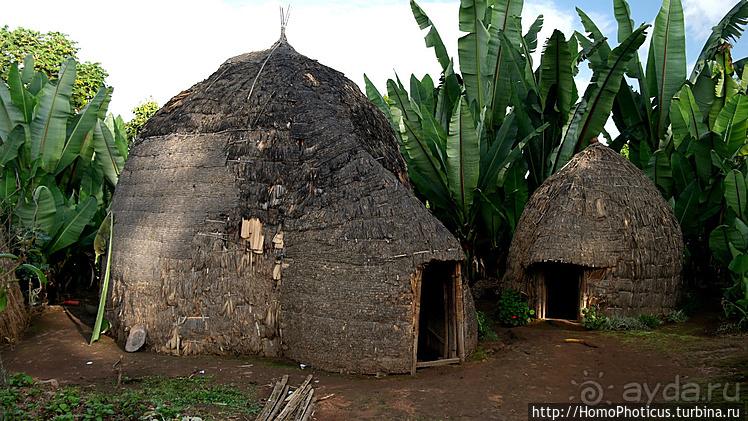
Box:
[455,263,465,363]
[411,268,423,375]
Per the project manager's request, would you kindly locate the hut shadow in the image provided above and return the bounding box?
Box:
[62,306,95,343]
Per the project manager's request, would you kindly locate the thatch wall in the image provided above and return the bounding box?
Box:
[0,233,27,342]
[504,143,683,316]
[107,41,476,374]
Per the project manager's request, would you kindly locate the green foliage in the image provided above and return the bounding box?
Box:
[476,310,499,341]
[663,309,689,323]
[368,0,649,280]
[0,373,261,420]
[496,290,534,326]
[125,100,159,143]
[0,55,127,297]
[0,26,108,112]
[581,306,607,330]
[576,0,748,328]
[636,313,661,328]
[603,315,649,330]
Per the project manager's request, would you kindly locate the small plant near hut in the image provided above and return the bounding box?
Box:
[603,315,650,331]
[637,314,662,329]
[476,310,499,341]
[496,290,534,327]
[663,309,689,324]
[581,306,607,330]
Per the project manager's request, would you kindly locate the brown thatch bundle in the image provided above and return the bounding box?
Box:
[504,143,683,320]
[0,233,27,342]
[106,36,477,374]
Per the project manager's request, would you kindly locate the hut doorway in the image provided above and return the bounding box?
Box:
[415,260,464,369]
[536,263,583,321]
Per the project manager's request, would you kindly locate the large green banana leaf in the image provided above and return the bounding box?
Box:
[725,169,748,218]
[435,60,462,130]
[458,0,491,111]
[646,0,686,139]
[17,185,58,237]
[446,97,480,221]
[671,151,695,193]
[674,180,701,232]
[47,196,98,254]
[55,87,108,175]
[411,0,451,71]
[30,57,76,171]
[644,149,673,195]
[670,85,709,149]
[540,30,574,120]
[0,126,26,167]
[503,161,528,231]
[711,224,746,265]
[487,0,524,125]
[7,63,34,124]
[576,7,611,67]
[577,25,649,150]
[0,82,26,142]
[92,119,125,186]
[387,79,450,202]
[522,15,543,58]
[690,0,748,82]
[713,93,748,158]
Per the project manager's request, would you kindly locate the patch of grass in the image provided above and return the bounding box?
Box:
[0,372,261,420]
[470,346,489,362]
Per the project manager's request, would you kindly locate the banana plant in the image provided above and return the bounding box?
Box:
[367,0,649,278]
[0,55,127,288]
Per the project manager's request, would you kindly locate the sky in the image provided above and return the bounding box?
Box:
[3,0,745,120]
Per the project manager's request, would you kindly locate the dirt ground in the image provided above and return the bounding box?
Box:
[3,304,746,420]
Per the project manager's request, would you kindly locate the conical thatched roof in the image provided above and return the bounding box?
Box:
[504,143,683,316]
[106,38,476,374]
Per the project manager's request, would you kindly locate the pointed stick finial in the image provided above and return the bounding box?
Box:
[279,5,291,42]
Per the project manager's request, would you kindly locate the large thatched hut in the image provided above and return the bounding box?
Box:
[105,35,477,374]
[504,143,683,320]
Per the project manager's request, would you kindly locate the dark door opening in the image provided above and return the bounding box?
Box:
[543,263,582,320]
[417,260,458,363]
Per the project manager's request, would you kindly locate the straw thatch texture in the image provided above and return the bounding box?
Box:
[0,233,27,342]
[504,143,683,316]
[106,40,476,374]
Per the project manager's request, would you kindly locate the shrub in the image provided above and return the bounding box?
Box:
[637,314,661,328]
[581,306,607,330]
[604,315,649,331]
[496,290,534,326]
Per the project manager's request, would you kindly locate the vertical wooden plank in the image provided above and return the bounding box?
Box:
[450,274,457,359]
[577,269,585,322]
[411,268,423,375]
[442,274,449,358]
[455,263,465,363]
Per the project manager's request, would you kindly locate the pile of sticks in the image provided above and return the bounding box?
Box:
[255,374,316,421]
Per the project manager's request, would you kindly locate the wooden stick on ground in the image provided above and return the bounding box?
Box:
[256,374,289,421]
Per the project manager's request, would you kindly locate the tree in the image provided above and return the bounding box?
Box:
[0,55,127,300]
[0,26,108,111]
[125,100,159,143]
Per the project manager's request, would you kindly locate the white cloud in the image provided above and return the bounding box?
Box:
[682,0,737,42]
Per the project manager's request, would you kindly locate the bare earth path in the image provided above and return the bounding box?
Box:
[3,305,744,420]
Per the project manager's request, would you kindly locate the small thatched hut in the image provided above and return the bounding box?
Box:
[504,143,683,320]
[105,34,477,374]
